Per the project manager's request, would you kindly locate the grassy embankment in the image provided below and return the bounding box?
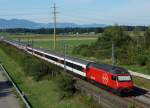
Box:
[0,42,101,108]
[133,76,150,89]
[122,65,150,89]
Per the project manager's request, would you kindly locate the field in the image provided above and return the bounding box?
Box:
[9,34,97,55]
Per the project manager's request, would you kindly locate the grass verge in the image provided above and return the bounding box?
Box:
[133,76,150,89]
[122,65,150,75]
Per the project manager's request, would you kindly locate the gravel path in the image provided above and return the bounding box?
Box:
[0,70,21,108]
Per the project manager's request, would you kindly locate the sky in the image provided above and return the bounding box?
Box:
[0,0,150,25]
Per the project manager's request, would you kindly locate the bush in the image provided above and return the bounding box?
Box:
[136,55,147,66]
[80,47,91,57]
[128,104,136,108]
[72,44,90,55]
[146,62,150,75]
[83,95,102,108]
[56,73,76,98]
[0,42,61,81]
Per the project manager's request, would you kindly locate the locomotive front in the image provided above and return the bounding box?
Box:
[111,68,134,93]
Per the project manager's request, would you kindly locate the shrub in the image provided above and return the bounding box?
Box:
[136,55,147,66]
[0,42,61,81]
[128,104,136,108]
[83,95,102,108]
[80,47,91,57]
[72,44,89,55]
[146,62,150,75]
[56,73,76,98]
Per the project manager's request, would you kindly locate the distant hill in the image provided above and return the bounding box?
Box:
[0,19,107,29]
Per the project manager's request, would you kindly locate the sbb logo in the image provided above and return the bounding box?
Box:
[102,73,109,85]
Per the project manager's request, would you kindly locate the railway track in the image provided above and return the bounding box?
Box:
[74,75,150,108]
[128,87,150,108]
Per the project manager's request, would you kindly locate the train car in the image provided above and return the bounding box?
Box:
[26,47,90,77]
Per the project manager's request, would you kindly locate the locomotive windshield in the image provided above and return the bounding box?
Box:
[118,76,131,81]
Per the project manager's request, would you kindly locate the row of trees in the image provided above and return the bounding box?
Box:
[0,28,103,34]
[0,26,148,34]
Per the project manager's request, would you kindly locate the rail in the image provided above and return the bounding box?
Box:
[0,64,32,108]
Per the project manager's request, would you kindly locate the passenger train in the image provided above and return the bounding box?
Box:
[3,39,134,94]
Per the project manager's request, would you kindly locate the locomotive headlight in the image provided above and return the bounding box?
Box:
[118,76,131,81]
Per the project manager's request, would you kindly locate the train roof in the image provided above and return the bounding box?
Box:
[89,63,129,74]
[66,56,91,66]
[33,47,91,66]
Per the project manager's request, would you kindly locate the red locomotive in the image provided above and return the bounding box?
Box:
[86,63,133,93]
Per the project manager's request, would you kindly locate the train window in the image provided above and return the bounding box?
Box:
[27,49,32,52]
[45,54,58,62]
[66,62,73,67]
[65,61,83,72]
[45,55,50,59]
[73,64,83,71]
[35,51,43,56]
[117,76,131,82]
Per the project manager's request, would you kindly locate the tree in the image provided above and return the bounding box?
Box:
[144,27,150,49]
[133,26,142,36]
[99,25,131,48]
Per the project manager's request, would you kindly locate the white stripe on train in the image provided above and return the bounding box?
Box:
[27,50,86,77]
[27,47,87,68]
